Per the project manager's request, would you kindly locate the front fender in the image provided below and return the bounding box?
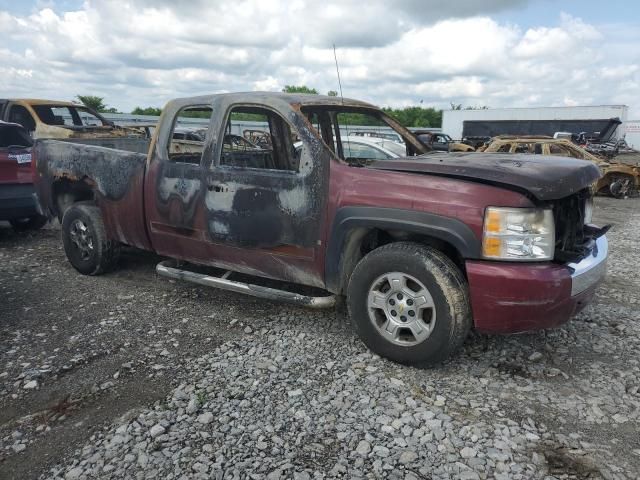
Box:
[324,206,481,293]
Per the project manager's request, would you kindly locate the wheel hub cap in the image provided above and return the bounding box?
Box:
[367,272,437,346]
[69,219,94,261]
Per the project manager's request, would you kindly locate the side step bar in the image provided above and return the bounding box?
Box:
[156,260,336,309]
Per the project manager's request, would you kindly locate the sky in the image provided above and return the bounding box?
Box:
[0,0,639,116]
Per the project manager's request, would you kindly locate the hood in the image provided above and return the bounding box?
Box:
[366,152,601,201]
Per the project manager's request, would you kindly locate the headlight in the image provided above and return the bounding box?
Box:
[584,197,593,224]
[482,207,555,261]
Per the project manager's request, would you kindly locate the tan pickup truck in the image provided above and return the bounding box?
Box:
[0,98,149,152]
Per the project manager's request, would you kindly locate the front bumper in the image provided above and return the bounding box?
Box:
[0,183,40,221]
[568,235,608,296]
[466,235,608,333]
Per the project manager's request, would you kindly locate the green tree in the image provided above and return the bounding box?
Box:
[76,95,109,112]
[382,106,442,128]
[450,103,489,111]
[282,85,318,94]
[327,90,338,97]
[131,106,163,116]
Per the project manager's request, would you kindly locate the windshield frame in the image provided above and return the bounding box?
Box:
[300,105,428,163]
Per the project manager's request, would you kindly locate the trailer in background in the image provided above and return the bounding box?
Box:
[442,105,629,141]
[625,121,640,149]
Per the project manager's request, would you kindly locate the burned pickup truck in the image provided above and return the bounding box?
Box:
[33,93,608,365]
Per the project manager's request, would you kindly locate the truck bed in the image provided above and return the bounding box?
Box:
[34,139,151,249]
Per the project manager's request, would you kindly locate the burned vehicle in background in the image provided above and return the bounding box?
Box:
[0,98,149,153]
[414,130,475,152]
[0,121,47,230]
[33,92,608,366]
[483,136,640,198]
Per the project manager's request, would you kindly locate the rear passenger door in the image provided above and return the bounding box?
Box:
[144,104,213,259]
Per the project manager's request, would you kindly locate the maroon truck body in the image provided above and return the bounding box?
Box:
[33,93,608,337]
[0,121,44,227]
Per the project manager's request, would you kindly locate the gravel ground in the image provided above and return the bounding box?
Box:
[1,197,639,479]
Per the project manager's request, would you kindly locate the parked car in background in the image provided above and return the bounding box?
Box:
[351,130,404,143]
[339,136,403,160]
[358,136,407,157]
[0,121,47,231]
[414,130,475,152]
[294,136,401,165]
[483,136,640,198]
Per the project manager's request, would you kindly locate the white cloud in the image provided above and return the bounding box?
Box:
[0,1,638,118]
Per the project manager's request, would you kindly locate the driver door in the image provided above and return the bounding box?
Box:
[200,99,329,287]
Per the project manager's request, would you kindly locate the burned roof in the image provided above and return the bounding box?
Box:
[167,91,376,110]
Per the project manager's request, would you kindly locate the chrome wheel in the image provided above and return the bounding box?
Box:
[367,272,436,346]
[69,219,94,261]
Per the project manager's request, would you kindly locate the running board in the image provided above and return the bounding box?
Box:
[156,260,336,309]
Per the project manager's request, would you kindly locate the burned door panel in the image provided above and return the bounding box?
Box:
[204,102,328,251]
[153,161,203,235]
[204,171,323,249]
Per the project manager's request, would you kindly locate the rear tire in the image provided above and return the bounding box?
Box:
[61,202,120,275]
[347,242,471,365]
[10,215,47,232]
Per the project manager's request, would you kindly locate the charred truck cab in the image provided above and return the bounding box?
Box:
[33,92,608,365]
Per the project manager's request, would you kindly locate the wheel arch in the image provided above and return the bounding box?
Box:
[324,206,481,294]
[51,178,96,221]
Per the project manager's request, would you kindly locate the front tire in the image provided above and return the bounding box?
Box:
[61,202,120,275]
[347,242,471,365]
